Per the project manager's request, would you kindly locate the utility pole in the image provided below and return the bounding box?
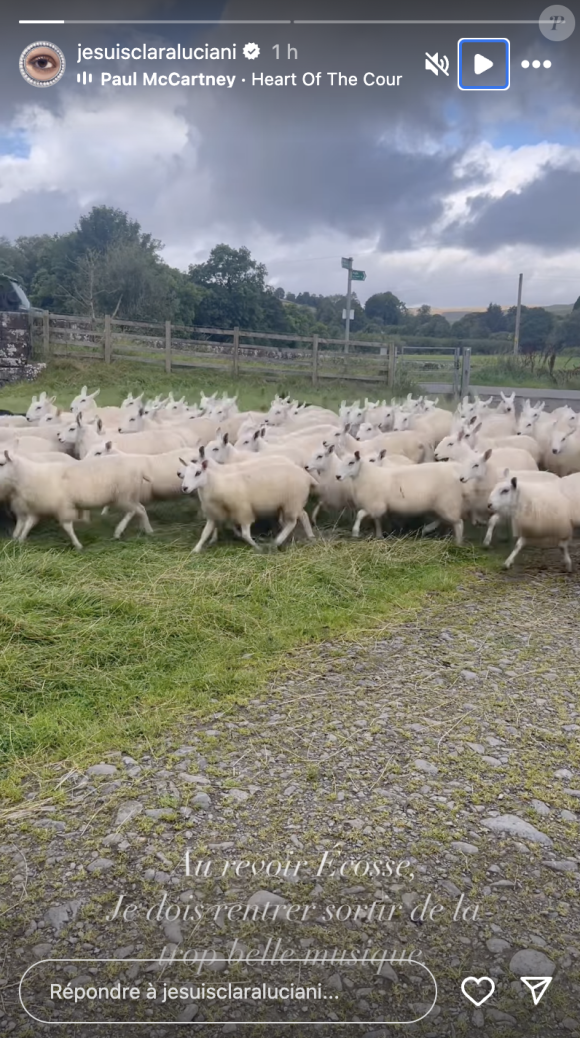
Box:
[513,272,523,354]
[342,256,353,353]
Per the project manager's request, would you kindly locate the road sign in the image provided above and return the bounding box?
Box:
[351,269,366,281]
[341,257,352,269]
[342,309,355,320]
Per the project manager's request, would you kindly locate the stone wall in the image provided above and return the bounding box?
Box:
[0,312,45,386]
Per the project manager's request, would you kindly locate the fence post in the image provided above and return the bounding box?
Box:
[453,346,461,399]
[42,310,50,358]
[165,320,172,374]
[312,333,319,388]
[388,341,396,389]
[104,314,112,364]
[460,347,471,399]
[232,326,240,378]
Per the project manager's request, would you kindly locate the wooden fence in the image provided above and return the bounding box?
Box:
[32,311,467,392]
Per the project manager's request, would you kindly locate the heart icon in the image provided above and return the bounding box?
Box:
[461,975,496,1007]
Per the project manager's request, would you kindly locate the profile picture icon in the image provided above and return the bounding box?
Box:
[19,41,65,87]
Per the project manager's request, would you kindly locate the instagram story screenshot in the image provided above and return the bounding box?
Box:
[0,0,579,1035]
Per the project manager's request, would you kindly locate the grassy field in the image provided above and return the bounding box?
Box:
[0,360,501,804]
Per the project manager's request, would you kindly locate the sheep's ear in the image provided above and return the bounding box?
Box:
[457,429,464,441]
[4,449,11,461]
[253,429,261,440]
[76,413,82,426]
[484,448,493,460]
[81,385,88,395]
[511,476,518,489]
[474,422,482,434]
[201,459,209,470]
[260,427,266,437]
[379,449,387,459]
[91,388,100,399]
[179,456,187,466]
[354,450,360,460]
[223,432,229,445]
[97,419,103,433]
[503,468,509,477]
[31,395,38,403]
[199,444,205,459]
[105,441,113,450]
[138,406,145,416]
[469,415,477,426]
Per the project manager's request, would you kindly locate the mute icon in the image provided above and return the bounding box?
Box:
[521,976,553,1006]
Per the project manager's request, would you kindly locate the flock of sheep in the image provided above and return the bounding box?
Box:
[0,385,579,570]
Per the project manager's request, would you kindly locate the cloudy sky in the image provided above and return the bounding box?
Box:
[1,0,580,307]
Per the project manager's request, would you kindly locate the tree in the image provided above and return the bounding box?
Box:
[273,286,285,299]
[553,309,580,350]
[188,245,288,331]
[75,206,161,257]
[189,244,266,291]
[482,302,506,333]
[505,305,554,352]
[364,291,407,325]
[573,295,580,311]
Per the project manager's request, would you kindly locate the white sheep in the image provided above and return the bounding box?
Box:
[457,448,554,539]
[355,429,429,463]
[85,440,198,504]
[117,406,217,447]
[4,435,68,456]
[466,413,516,438]
[336,452,464,544]
[397,406,453,445]
[0,423,69,446]
[0,450,153,548]
[304,444,354,524]
[60,414,190,458]
[481,466,559,547]
[70,385,125,425]
[559,473,580,526]
[487,475,574,571]
[547,427,580,477]
[474,432,542,464]
[496,391,516,416]
[25,391,57,423]
[434,429,474,462]
[0,414,29,428]
[179,455,316,552]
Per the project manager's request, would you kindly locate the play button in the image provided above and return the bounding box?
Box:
[458,38,510,89]
[474,53,494,74]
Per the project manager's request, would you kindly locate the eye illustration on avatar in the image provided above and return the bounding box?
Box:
[19,41,66,87]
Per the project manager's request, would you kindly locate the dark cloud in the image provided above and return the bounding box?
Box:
[444,166,580,252]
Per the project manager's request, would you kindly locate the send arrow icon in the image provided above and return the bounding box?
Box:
[521,977,553,1005]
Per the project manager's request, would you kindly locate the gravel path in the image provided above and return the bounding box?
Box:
[1,567,580,1037]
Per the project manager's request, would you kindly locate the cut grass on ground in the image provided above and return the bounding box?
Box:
[0,512,491,803]
[0,360,496,804]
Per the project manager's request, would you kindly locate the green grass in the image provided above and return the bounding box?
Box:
[0,357,418,414]
[0,359,495,803]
